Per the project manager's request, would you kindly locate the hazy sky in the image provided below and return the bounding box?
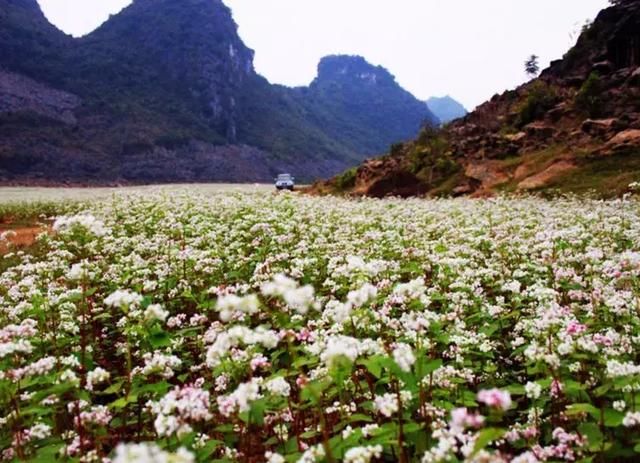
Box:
[37,0,609,109]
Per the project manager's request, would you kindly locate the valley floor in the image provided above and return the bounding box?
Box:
[1,190,639,461]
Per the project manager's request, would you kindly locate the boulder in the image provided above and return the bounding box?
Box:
[464,161,509,188]
[581,118,622,137]
[592,60,614,74]
[524,122,555,139]
[599,129,640,155]
[503,132,527,143]
[517,161,577,190]
[546,103,571,122]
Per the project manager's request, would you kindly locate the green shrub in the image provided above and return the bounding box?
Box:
[575,72,604,118]
[515,81,559,127]
[335,167,357,190]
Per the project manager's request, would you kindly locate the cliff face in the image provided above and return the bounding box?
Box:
[0,0,436,184]
[316,0,640,198]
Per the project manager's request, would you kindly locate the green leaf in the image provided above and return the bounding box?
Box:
[566,403,600,419]
[578,422,603,451]
[604,409,624,427]
[415,358,442,380]
[472,428,505,456]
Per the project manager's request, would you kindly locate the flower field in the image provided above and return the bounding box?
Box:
[2,191,640,462]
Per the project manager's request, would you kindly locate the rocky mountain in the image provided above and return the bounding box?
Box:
[426,95,468,124]
[0,0,437,184]
[315,0,640,198]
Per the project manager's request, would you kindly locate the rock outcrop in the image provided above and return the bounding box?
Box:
[315,0,640,197]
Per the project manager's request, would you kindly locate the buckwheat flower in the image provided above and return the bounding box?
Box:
[150,382,212,437]
[344,445,383,463]
[450,408,484,430]
[321,335,361,367]
[66,262,93,281]
[216,294,259,322]
[550,379,564,398]
[511,451,540,463]
[104,290,144,309]
[623,411,640,427]
[53,214,108,237]
[136,351,182,379]
[392,343,416,372]
[347,283,378,308]
[613,400,626,412]
[217,379,263,417]
[525,382,542,400]
[297,444,325,463]
[374,393,399,417]
[606,360,640,378]
[265,451,286,463]
[477,388,512,411]
[362,423,380,437]
[144,304,169,323]
[342,425,355,439]
[112,442,194,463]
[261,274,298,297]
[283,284,316,314]
[86,367,110,392]
[265,377,291,397]
[502,280,521,293]
[0,339,33,358]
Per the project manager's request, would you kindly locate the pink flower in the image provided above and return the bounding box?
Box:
[550,379,564,398]
[477,388,512,411]
[566,321,587,336]
[450,408,484,430]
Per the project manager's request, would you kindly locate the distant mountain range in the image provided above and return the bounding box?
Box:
[0,0,439,184]
[426,96,468,124]
[315,0,640,198]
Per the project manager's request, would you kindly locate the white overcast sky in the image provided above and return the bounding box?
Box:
[37,0,609,110]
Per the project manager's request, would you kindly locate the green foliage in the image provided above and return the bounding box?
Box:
[334,167,358,191]
[407,128,459,185]
[575,72,604,118]
[515,81,559,128]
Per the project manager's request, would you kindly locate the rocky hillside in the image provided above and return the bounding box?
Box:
[316,0,640,198]
[426,96,468,124]
[0,0,437,184]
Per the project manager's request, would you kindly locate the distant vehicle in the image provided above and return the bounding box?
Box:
[275,173,295,191]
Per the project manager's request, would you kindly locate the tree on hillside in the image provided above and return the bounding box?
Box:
[525,55,540,78]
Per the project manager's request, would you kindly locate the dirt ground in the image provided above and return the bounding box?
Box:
[0,226,47,253]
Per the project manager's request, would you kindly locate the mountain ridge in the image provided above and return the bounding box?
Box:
[0,0,438,184]
[314,0,640,198]
[426,96,468,124]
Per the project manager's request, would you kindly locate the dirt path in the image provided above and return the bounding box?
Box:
[0,226,47,253]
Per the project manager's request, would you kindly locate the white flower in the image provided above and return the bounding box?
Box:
[606,360,640,378]
[613,400,626,412]
[265,377,291,397]
[321,335,361,367]
[525,382,542,400]
[216,294,259,322]
[347,283,378,308]
[53,214,108,236]
[623,411,640,427]
[477,388,512,411]
[112,442,194,463]
[374,393,399,417]
[104,290,144,309]
[144,304,169,323]
[86,367,110,391]
[392,343,416,372]
[344,445,383,463]
[265,452,286,463]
